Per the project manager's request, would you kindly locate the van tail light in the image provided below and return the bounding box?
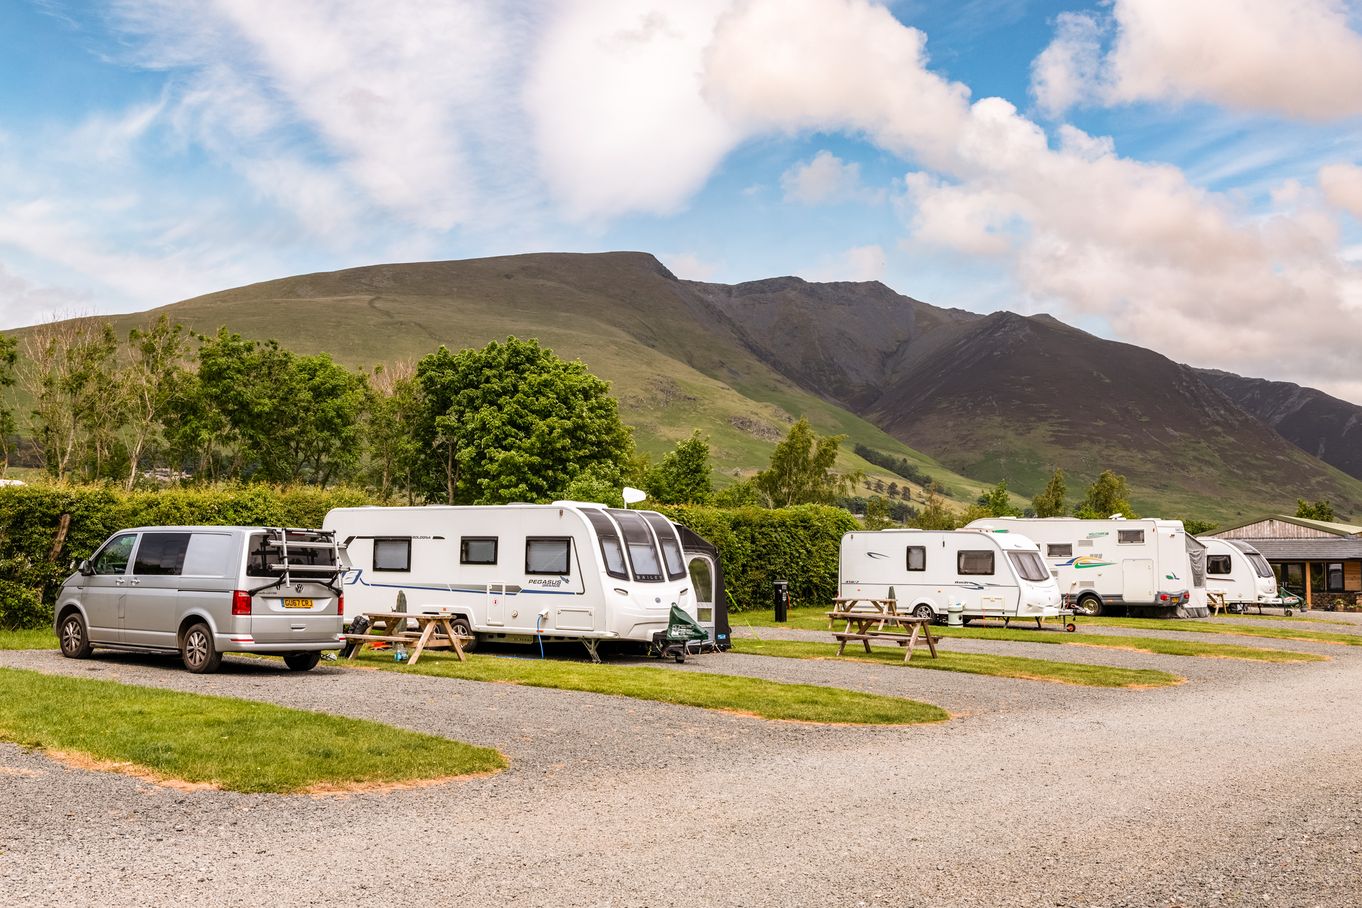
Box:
[337,593,344,618]
[232,590,252,616]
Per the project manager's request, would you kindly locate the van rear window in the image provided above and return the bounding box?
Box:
[247,533,337,578]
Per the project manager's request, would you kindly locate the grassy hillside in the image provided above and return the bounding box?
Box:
[29,252,991,506]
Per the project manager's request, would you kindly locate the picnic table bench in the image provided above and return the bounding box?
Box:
[827,597,940,663]
[341,611,472,666]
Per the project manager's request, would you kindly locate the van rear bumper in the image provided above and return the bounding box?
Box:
[217,635,342,653]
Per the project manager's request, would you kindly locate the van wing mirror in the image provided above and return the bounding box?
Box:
[78,558,95,576]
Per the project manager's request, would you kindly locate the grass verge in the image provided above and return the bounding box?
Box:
[737,607,1319,662]
[346,651,948,725]
[0,629,58,650]
[0,667,505,793]
[1082,617,1362,646]
[731,638,1182,688]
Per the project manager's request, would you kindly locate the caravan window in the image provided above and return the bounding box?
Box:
[1047,543,1073,558]
[642,513,689,581]
[906,546,925,571]
[1118,529,1144,544]
[374,538,412,572]
[1007,551,1049,582]
[958,550,995,575]
[460,537,497,565]
[1246,553,1274,578]
[1206,555,1232,576]
[525,538,571,575]
[582,510,629,580]
[607,509,664,582]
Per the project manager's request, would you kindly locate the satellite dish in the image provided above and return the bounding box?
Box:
[622,486,647,506]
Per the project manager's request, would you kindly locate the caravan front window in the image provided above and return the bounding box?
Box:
[1007,551,1048,582]
[1246,553,1274,578]
[582,509,630,580]
[642,513,688,581]
[607,510,664,582]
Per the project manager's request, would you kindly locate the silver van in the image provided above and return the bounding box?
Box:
[54,526,345,673]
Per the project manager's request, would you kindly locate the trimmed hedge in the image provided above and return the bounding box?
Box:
[658,504,857,612]
[0,484,376,628]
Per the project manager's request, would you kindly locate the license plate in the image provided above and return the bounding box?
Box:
[283,598,314,609]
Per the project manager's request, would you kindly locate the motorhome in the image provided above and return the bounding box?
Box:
[838,529,1064,624]
[965,517,1208,617]
[324,503,699,659]
[1200,537,1292,613]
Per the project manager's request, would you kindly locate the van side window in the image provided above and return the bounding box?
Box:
[906,546,926,571]
[181,534,234,577]
[1047,543,1073,558]
[1117,529,1144,544]
[374,538,413,572]
[526,538,571,575]
[958,550,995,575]
[93,533,137,575]
[133,533,191,576]
[460,537,497,566]
[1207,555,1233,575]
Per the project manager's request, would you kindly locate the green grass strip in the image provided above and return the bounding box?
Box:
[736,608,1318,662]
[1081,616,1362,645]
[731,638,1182,688]
[0,667,505,793]
[0,629,58,650]
[347,651,948,725]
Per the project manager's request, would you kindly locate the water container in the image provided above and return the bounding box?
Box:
[947,601,964,626]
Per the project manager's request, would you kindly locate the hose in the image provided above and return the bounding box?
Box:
[534,612,545,659]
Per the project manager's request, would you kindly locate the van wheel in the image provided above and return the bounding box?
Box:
[283,652,320,672]
[181,623,223,674]
[912,604,934,620]
[1075,595,1102,617]
[450,616,477,652]
[59,612,93,659]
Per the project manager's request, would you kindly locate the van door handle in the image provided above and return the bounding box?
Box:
[128,578,140,586]
[114,578,125,586]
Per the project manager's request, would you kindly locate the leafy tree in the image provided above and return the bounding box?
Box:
[360,362,422,502]
[871,478,885,494]
[1181,518,1218,535]
[1296,498,1336,522]
[412,338,633,504]
[123,315,192,489]
[1075,470,1138,519]
[862,495,893,530]
[712,478,762,507]
[192,329,366,485]
[977,480,1022,517]
[754,418,860,507]
[645,431,713,504]
[886,481,900,499]
[21,316,122,481]
[910,485,958,530]
[1032,468,1068,517]
[0,334,16,475]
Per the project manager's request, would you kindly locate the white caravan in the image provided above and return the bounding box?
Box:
[838,529,1063,624]
[965,517,1208,617]
[324,503,695,659]
[1200,537,1292,613]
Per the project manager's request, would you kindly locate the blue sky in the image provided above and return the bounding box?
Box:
[3,0,1362,401]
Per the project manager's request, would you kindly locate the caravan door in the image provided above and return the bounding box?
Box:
[687,553,718,642]
[1123,560,1155,603]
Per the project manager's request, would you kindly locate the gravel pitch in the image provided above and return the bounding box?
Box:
[2,638,1360,907]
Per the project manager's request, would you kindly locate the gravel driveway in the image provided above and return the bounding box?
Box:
[2,641,1360,908]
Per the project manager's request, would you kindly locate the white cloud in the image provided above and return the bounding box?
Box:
[806,244,887,282]
[780,151,881,204]
[1032,0,1362,120]
[1320,163,1362,218]
[662,252,720,281]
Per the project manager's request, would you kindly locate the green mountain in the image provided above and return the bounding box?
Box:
[15,250,1362,523]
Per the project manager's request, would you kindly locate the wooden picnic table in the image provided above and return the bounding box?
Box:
[341,611,471,666]
[827,597,939,663]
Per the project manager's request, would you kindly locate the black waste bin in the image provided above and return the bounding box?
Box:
[773,580,790,623]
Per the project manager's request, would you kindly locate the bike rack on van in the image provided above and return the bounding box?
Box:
[248,527,347,597]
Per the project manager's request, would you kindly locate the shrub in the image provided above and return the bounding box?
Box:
[658,504,857,611]
[0,578,49,631]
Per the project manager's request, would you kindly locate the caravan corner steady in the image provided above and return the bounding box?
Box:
[324,502,705,661]
[964,516,1209,618]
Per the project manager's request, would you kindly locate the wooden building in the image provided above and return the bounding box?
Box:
[1210,516,1362,609]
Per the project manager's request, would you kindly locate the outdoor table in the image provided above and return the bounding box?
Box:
[341,611,471,666]
[827,597,939,663]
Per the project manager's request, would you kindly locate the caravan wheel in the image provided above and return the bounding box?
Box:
[450,616,477,652]
[912,604,934,620]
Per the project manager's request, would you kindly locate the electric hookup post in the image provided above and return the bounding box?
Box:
[773,580,790,623]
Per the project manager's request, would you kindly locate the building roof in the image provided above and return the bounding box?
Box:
[1243,538,1362,561]
[1213,514,1362,538]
